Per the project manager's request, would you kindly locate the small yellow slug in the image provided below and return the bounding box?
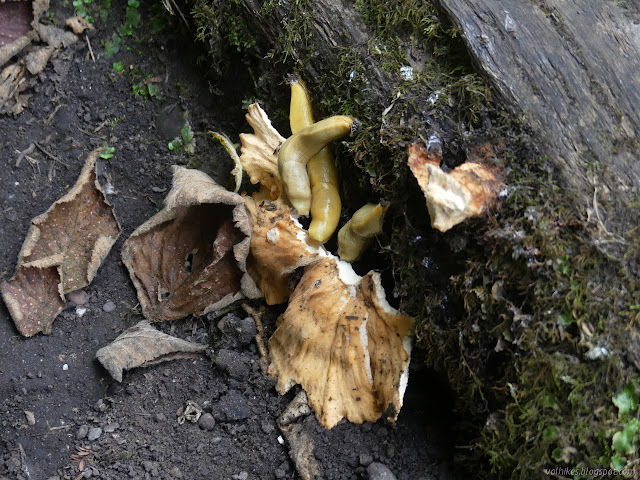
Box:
[289,79,342,243]
[337,202,389,262]
[278,115,354,217]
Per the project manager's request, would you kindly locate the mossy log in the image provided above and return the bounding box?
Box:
[219,0,640,262]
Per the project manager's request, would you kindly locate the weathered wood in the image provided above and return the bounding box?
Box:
[438,0,640,247]
[240,0,394,111]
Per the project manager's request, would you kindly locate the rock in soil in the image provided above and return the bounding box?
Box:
[367,462,398,480]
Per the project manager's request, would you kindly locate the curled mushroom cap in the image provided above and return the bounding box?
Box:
[268,257,414,429]
[239,103,286,199]
[407,140,504,232]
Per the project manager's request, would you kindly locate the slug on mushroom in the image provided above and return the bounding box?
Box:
[289,78,342,243]
[337,202,389,262]
[278,115,354,217]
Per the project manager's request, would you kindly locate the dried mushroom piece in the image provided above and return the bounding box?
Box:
[96,320,208,382]
[122,167,260,321]
[239,103,286,199]
[407,140,504,232]
[0,149,121,336]
[269,257,414,429]
[244,194,327,305]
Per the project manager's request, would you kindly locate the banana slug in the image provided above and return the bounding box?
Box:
[278,112,353,218]
[337,202,389,262]
[289,78,342,243]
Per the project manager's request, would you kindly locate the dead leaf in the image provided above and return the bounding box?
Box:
[0,265,65,336]
[96,321,208,382]
[24,46,54,75]
[0,1,32,48]
[122,167,260,321]
[0,149,121,336]
[36,24,77,48]
[268,257,414,428]
[65,16,94,35]
[244,194,327,305]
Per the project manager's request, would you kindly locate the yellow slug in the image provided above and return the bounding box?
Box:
[278,114,353,218]
[289,79,342,243]
[337,202,389,262]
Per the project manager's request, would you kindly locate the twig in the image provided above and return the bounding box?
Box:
[85,35,95,62]
[34,142,64,165]
[242,303,269,375]
[170,0,190,29]
[78,127,106,139]
[44,103,64,126]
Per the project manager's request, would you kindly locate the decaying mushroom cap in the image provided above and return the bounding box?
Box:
[239,103,286,199]
[122,167,260,321]
[244,193,327,305]
[407,140,504,232]
[268,257,414,429]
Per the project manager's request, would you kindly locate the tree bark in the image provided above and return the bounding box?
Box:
[438,0,640,255]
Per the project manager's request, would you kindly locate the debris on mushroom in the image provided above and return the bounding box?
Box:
[407,138,504,232]
[239,103,286,199]
[268,257,414,429]
[337,202,389,262]
[244,194,328,305]
[121,167,260,321]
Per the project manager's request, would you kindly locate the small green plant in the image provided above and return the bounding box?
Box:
[111,62,125,74]
[168,123,195,155]
[119,0,141,36]
[132,75,160,100]
[611,382,640,471]
[100,145,115,159]
[111,115,125,127]
[103,33,123,57]
[73,0,94,21]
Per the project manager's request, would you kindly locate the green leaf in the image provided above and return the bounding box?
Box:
[99,146,115,159]
[612,419,640,456]
[556,312,572,326]
[613,383,638,417]
[111,62,124,74]
[542,426,558,440]
[181,124,194,144]
[147,83,159,97]
[611,455,627,472]
[540,394,559,409]
[551,448,563,462]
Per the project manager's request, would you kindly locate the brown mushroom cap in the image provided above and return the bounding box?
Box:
[244,194,327,305]
[268,257,414,428]
[239,103,286,200]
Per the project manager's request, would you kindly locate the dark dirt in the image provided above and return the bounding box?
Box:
[0,2,455,479]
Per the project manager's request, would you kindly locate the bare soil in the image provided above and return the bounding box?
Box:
[0,2,455,479]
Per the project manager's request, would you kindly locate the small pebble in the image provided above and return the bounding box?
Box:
[66,289,89,305]
[176,406,184,417]
[24,410,35,425]
[198,413,215,431]
[87,427,102,441]
[367,463,398,480]
[76,424,89,439]
[232,472,248,480]
[62,364,69,371]
[103,422,119,433]
[102,301,116,313]
[359,453,374,466]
